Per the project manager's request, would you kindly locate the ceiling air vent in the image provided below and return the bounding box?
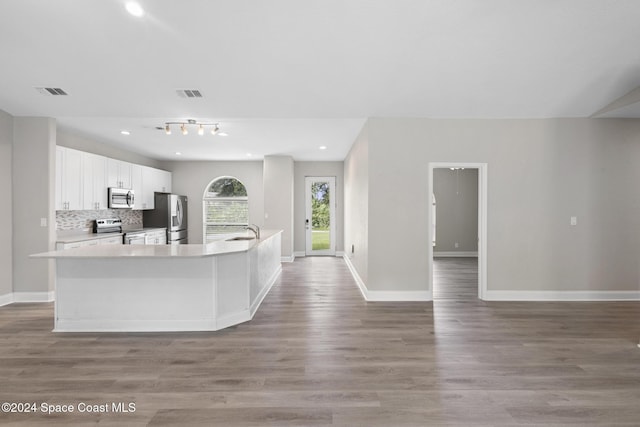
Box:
[176,89,203,98]
[35,87,69,96]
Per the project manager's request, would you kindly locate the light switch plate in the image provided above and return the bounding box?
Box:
[570,216,577,226]
[40,218,47,227]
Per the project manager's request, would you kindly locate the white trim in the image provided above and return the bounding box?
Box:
[428,163,488,300]
[433,251,478,258]
[54,319,217,333]
[0,293,14,307]
[343,255,430,302]
[281,255,295,263]
[293,251,306,258]
[335,251,345,257]
[249,264,282,317]
[485,290,640,301]
[12,291,55,303]
[216,310,251,330]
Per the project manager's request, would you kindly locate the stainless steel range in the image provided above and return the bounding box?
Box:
[93,218,122,234]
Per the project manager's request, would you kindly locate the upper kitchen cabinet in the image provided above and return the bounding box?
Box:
[82,152,107,210]
[131,164,144,210]
[56,146,171,212]
[55,146,83,210]
[138,166,172,209]
[107,158,132,189]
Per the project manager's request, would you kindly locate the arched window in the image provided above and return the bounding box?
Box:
[203,177,248,243]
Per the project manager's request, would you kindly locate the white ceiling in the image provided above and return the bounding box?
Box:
[1,0,640,161]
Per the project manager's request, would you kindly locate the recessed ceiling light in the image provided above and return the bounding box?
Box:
[319,145,327,150]
[120,130,131,135]
[246,153,252,157]
[218,132,228,137]
[175,152,182,156]
[125,2,144,17]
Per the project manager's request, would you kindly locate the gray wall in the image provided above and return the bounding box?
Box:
[344,124,369,284]
[57,130,164,169]
[166,161,264,244]
[13,117,56,294]
[263,156,294,259]
[293,161,344,254]
[433,168,478,253]
[0,110,13,297]
[358,118,640,293]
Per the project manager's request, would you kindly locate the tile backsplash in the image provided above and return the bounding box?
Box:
[56,209,143,231]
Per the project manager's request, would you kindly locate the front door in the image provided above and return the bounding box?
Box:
[305,176,336,256]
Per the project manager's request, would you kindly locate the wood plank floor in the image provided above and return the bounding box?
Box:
[433,257,478,300]
[1,256,639,426]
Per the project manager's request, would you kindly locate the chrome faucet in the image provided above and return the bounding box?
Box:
[246,224,260,239]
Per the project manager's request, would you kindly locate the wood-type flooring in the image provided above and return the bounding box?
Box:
[1,256,639,426]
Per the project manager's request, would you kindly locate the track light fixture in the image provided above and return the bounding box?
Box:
[162,119,221,137]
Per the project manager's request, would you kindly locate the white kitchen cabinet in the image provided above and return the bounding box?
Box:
[144,229,167,245]
[55,146,83,210]
[139,166,172,210]
[82,152,107,210]
[130,164,144,210]
[158,169,172,193]
[99,236,124,245]
[107,158,132,189]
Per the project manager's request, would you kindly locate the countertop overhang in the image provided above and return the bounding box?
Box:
[33,229,282,259]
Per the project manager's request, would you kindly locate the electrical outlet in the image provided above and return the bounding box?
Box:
[570,216,577,226]
[454,242,459,248]
[40,218,47,227]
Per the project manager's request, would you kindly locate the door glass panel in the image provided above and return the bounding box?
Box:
[311,181,331,250]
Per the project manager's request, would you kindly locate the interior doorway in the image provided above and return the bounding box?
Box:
[305,176,336,256]
[428,163,487,300]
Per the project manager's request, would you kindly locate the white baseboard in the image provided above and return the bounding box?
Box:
[216,310,251,330]
[54,318,218,333]
[484,290,640,301]
[281,255,295,263]
[293,251,306,258]
[335,251,345,257]
[434,251,478,258]
[342,255,430,302]
[0,293,13,307]
[249,264,282,317]
[12,291,55,303]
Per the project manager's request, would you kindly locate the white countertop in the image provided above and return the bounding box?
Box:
[35,229,281,259]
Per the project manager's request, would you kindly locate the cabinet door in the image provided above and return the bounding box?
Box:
[58,147,83,210]
[159,170,172,193]
[55,147,64,210]
[107,158,121,188]
[140,166,156,209]
[82,152,107,210]
[130,164,143,210]
[107,159,133,189]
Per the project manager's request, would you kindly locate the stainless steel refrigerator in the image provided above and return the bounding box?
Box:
[143,193,188,244]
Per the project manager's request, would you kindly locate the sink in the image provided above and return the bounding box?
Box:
[226,236,255,241]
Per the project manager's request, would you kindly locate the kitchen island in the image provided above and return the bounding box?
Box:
[32,230,282,332]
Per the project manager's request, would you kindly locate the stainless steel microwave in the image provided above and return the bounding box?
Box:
[108,188,135,209]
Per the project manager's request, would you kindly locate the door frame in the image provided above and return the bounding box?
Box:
[305,176,336,256]
[427,163,488,300]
